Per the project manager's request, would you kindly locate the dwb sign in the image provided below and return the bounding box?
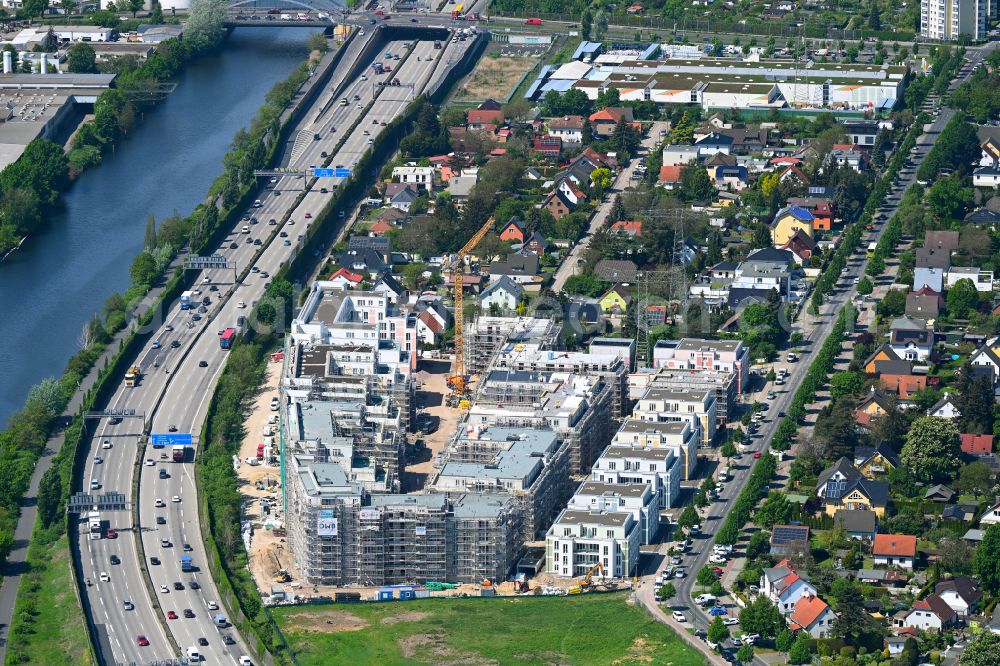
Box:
[151,433,193,447]
[317,510,337,536]
[186,254,229,270]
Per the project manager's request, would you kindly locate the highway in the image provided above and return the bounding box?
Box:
[78,28,471,666]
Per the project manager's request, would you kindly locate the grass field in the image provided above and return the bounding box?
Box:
[5,533,95,666]
[273,592,707,666]
[457,53,538,101]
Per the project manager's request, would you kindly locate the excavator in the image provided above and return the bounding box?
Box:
[446,216,495,405]
[568,563,604,594]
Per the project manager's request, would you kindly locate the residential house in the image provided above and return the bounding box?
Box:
[372,273,406,304]
[829,144,869,172]
[414,309,445,345]
[770,525,810,556]
[695,132,734,157]
[337,248,388,280]
[448,175,478,204]
[971,345,1000,383]
[388,185,419,213]
[943,503,979,522]
[961,433,994,456]
[771,206,815,246]
[789,593,836,639]
[905,286,943,319]
[974,166,1000,188]
[889,317,933,362]
[661,144,699,167]
[873,534,917,569]
[885,637,909,657]
[946,267,995,292]
[589,107,635,138]
[981,136,1000,167]
[594,259,638,282]
[488,253,541,286]
[980,499,1000,527]
[913,267,945,294]
[833,509,877,541]
[599,284,632,313]
[391,165,434,192]
[816,456,889,517]
[781,229,818,265]
[854,386,897,429]
[480,275,523,312]
[927,393,961,419]
[610,220,642,237]
[779,165,810,187]
[863,344,900,374]
[467,107,503,130]
[548,115,586,143]
[966,207,1000,224]
[924,484,955,503]
[760,560,817,615]
[935,577,982,618]
[327,267,364,290]
[925,230,960,253]
[522,231,549,256]
[542,189,575,220]
[368,219,394,236]
[853,443,900,479]
[533,134,562,158]
[843,119,891,146]
[557,178,588,206]
[498,217,527,244]
[873,359,927,401]
[719,128,769,153]
[729,247,794,301]
[712,165,750,191]
[657,165,684,190]
[894,595,956,631]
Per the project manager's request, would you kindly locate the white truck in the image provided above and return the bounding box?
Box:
[88,511,102,540]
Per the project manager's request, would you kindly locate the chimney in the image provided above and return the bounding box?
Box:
[3,51,11,74]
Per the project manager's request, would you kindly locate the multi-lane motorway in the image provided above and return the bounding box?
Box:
[79,29,470,666]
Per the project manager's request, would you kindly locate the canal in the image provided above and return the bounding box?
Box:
[0,27,315,424]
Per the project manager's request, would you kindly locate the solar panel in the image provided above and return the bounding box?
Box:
[771,526,808,545]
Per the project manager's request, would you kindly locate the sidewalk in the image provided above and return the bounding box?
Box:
[634,582,728,666]
[0,253,182,661]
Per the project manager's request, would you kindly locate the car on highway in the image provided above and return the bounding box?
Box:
[161,538,171,547]
[137,635,149,647]
[279,231,288,237]
[174,581,184,590]
[674,567,686,578]
[207,601,219,610]
[198,637,209,647]
[151,556,160,565]
[106,529,117,539]
[283,239,291,246]
[152,340,162,349]
[156,516,166,524]
[193,313,202,321]
[199,360,208,367]
[230,242,239,249]
[709,606,728,616]
[102,439,111,449]
[155,498,165,507]
[304,212,312,219]
[99,571,110,582]
[94,455,102,464]
[190,580,200,589]
[159,584,169,593]
[145,458,155,466]
[753,451,762,459]
[167,610,178,619]
[172,495,181,502]
[223,635,236,645]
[237,301,247,308]
[168,424,178,432]
[110,554,120,565]
[184,609,195,618]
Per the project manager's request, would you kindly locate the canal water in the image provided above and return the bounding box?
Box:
[0,27,315,424]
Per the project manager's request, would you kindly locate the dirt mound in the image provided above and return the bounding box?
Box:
[398,633,498,665]
[286,610,370,633]
[380,611,431,625]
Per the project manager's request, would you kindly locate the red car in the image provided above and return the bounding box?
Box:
[304,212,312,219]
[137,635,149,647]
[753,451,763,459]
[167,610,178,620]
[713,567,724,574]
[106,529,117,539]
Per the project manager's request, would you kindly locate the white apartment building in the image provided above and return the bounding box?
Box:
[566,481,659,544]
[590,444,683,509]
[632,386,717,447]
[652,338,751,394]
[545,508,640,578]
[610,417,700,480]
[391,165,435,191]
[921,0,986,40]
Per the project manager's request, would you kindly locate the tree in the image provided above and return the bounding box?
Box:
[947,277,980,318]
[143,213,157,252]
[856,277,873,295]
[755,492,796,529]
[670,113,694,145]
[26,377,65,418]
[962,374,995,434]
[680,162,715,202]
[736,644,755,665]
[751,224,772,249]
[678,504,699,529]
[871,130,888,169]
[707,616,729,647]
[877,288,907,316]
[928,175,974,220]
[37,466,62,528]
[150,0,164,23]
[788,634,812,664]
[126,0,143,15]
[829,371,865,399]
[866,254,886,277]
[185,0,228,53]
[697,565,717,587]
[67,41,97,73]
[581,9,592,40]
[976,524,1000,594]
[901,416,962,483]
[745,530,771,560]
[593,9,608,41]
[720,442,737,459]
[813,397,859,461]
[595,86,620,110]
[957,461,994,497]
[739,595,785,638]
[658,582,676,602]
[129,251,157,286]
[775,628,795,652]
[22,0,48,19]
[960,629,1000,666]
[831,580,870,640]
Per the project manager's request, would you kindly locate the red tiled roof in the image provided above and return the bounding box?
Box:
[658,165,683,183]
[417,309,444,334]
[467,109,503,125]
[368,220,393,235]
[328,268,363,283]
[610,220,642,236]
[873,534,917,558]
[789,594,829,631]
[961,434,994,455]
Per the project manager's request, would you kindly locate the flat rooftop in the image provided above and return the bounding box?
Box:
[556,509,632,527]
[575,481,650,499]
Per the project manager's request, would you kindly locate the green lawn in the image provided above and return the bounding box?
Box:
[274,592,707,666]
[5,533,95,666]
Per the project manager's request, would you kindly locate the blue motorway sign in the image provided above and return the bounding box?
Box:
[313,168,335,178]
[151,433,193,447]
[335,167,351,178]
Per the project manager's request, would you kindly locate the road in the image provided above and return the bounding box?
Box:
[551,120,668,292]
[632,47,990,666]
[77,30,471,666]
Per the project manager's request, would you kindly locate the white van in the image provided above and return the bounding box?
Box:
[695,594,717,606]
[186,646,201,660]
[123,598,133,611]
[242,225,250,234]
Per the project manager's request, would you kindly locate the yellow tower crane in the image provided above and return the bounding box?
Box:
[448,216,495,401]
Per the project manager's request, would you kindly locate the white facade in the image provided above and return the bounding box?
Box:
[545,509,640,578]
[946,267,994,292]
[610,417,700,481]
[921,0,986,40]
[590,445,683,509]
[391,166,434,191]
[567,481,659,544]
[632,386,717,447]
